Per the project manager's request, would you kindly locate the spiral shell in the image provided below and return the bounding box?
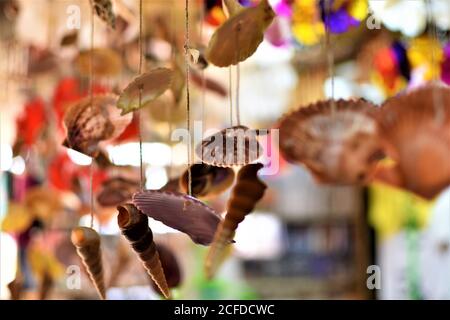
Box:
[117,204,170,299]
[150,243,182,296]
[376,82,450,199]
[179,164,235,199]
[277,98,383,185]
[205,163,267,279]
[63,94,132,157]
[71,227,106,300]
[196,125,263,167]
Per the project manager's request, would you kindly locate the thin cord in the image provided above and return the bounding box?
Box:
[89,0,95,229]
[229,67,233,126]
[324,0,335,113]
[138,0,144,189]
[185,0,192,196]
[235,21,242,126]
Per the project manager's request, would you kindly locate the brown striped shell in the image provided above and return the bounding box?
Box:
[195,125,263,167]
[63,94,132,157]
[376,82,450,199]
[277,98,383,185]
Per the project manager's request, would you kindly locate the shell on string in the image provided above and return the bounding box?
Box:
[179,164,235,199]
[205,163,267,279]
[75,48,122,77]
[150,243,182,296]
[71,227,106,300]
[117,68,173,115]
[205,0,275,67]
[63,94,133,157]
[97,176,140,207]
[132,190,221,246]
[277,99,383,185]
[91,0,116,29]
[375,82,450,199]
[117,204,170,299]
[195,125,263,167]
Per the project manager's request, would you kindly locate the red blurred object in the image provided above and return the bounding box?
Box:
[374,47,398,90]
[16,98,47,146]
[115,114,139,143]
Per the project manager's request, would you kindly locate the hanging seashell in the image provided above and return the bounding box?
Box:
[63,94,132,157]
[205,0,275,67]
[90,0,116,29]
[117,204,170,299]
[97,176,140,207]
[7,277,23,300]
[205,163,267,279]
[71,227,106,300]
[75,48,122,77]
[375,82,450,199]
[277,99,383,185]
[179,164,235,199]
[117,68,173,115]
[132,190,221,245]
[195,125,263,167]
[150,243,182,296]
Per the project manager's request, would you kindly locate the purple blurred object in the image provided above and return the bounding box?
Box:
[324,8,359,33]
[265,16,291,47]
[441,43,450,85]
[275,0,292,18]
[132,190,221,245]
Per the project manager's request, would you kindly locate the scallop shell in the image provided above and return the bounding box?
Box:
[91,0,115,29]
[205,0,275,67]
[277,99,383,185]
[75,48,122,77]
[195,125,264,167]
[117,68,173,115]
[376,82,450,199]
[179,164,235,199]
[63,94,132,157]
[132,190,221,245]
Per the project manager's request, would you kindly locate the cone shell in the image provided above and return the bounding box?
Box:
[91,0,115,29]
[205,163,267,279]
[196,125,263,167]
[277,99,383,185]
[132,190,221,245]
[206,0,275,67]
[75,48,122,77]
[63,94,132,157]
[71,227,106,300]
[97,176,140,207]
[179,164,235,199]
[117,204,170,299]
[376,82,450,199]
[117,68,173,115]
[150,243,182,296]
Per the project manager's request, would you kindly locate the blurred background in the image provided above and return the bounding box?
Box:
[1,0,450,300]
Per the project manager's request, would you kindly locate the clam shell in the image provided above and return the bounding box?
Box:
[132,190,221,245]
[376,82,450,199]
[277,99,383,185]
[64,94,133,157]
[117,68,173,115]
[195,125,264,167]
[179,164,235,199]
[205,0,275,67]
[75,48,122,77]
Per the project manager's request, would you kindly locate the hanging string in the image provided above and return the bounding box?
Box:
[138,0,144,189]
[235,21,242,126]
[200,1,206,129]
[89,0,95,229]
[324,0,335,113]
[228,67,233,126]
[184,0,192,196]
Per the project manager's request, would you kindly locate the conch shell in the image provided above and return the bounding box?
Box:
[206,0,275,67]
[117,203,170,299]
[277,99,383,184]
[179,164,235,199]
[91,0,115,29]
[195,125,263,167]
[63,94,132,157]
[71,227,106,300]
[375,82,450,199]
[205,163,267,279]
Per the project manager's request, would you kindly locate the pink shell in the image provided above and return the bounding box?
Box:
[132,190,221,245]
